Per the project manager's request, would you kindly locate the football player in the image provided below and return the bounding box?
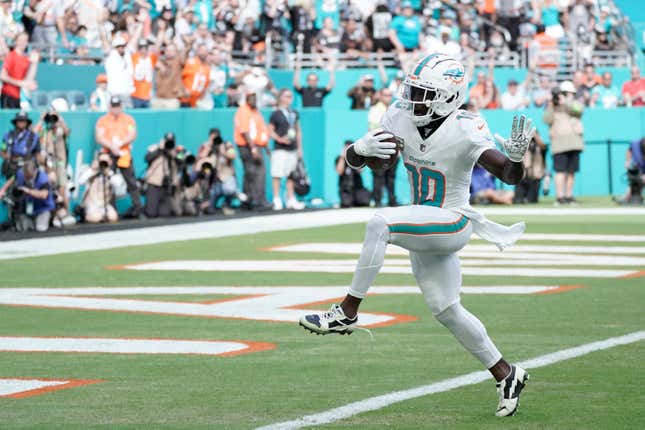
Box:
[300,53,536,417]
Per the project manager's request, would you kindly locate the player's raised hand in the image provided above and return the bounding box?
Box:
[494,114,536,163]
[353,128,397,159]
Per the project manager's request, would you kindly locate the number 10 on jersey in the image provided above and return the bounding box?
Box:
[404,163,446,207]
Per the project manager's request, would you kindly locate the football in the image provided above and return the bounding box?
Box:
[365,131,405,172]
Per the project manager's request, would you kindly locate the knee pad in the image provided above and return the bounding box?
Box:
[365,214,389,242]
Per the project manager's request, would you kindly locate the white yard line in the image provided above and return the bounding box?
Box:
[1,207,644,261]
[271,243,645,255]
[123,260,635,278]
[256,331,645,430]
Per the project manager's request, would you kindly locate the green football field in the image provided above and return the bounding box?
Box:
[0,208,644,429]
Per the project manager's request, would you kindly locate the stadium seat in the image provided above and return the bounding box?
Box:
[47,91,70,107]
[29,91,50,110]
[67,90,89,110]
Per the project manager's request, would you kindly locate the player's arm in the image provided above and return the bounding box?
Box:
[480,114,536,185]
[478,148,524,185]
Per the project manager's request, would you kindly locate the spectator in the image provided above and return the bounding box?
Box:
[77,152,118,224]
[424,26,461,58]
[591,71,621,108]
[622,66,645,107]
[293,58,335,107]
[0,0,23,58]
[340,18,367,61]
[152,43,187,109]
[131,39,158,109]
[0,159,54,232]
[90,74,110,111]
[389,1,422,54]
[336,140,371,208]
[180,44,211,108]
[33,103,73,225]
[23,0,68,49]
[501,78,530,110]
[143,132,181,218]
[469,71,500,110]
[365,1,393,53]
[347,74,376,110]
[105,36,135,108]
[496,0,522,51]
[540,0,564,39]
[95,96,142,218]
[470,164,514,205]
[622,138,645,204]
[544,81,585,205]
[572,70,592,106]
[289,0,316,53]
[314,16,341,55]
[531,74,554,108]
[1,111,40,180]
[581,64,601,93]
[269,89,304,211]
[514,130,547,204]
[1,32,38,109]
[368,88,397,207]
[234,92,270,210]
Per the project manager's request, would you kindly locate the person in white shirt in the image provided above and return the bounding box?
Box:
[104,36,134,108]
[501,79,530,110]
[424,26,461,58]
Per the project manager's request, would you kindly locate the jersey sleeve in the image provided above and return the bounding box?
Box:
[461,112,496,164]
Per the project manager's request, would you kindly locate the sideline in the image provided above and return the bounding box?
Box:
[1,207,645,260]
[255,331,645,430]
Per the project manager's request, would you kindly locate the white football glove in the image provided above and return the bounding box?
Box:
[353,128,397,160]
[494,114,536,163]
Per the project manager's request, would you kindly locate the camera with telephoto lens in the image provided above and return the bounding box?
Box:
[163,133,176,151]
[44,111,59,124]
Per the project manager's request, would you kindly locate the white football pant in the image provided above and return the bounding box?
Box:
[348,205,502,368]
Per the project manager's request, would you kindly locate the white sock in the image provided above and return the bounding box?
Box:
[435,302,502,369]
[348,215,390,299]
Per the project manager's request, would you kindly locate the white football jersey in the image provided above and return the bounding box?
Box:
[380,103,496,211]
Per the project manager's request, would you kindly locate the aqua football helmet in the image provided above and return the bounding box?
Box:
[399,53,468,126]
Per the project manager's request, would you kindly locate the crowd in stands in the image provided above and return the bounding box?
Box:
[0,0,638,112]
[0,0,643,231]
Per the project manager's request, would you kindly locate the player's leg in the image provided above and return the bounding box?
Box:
[299,205,469,335]
[410,250,529,417]
[299,213,390,334]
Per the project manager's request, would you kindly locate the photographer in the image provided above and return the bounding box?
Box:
[180,156,216,216]
[514,130,547,204]
[78,152,118,223]
[1,111,41,180]
[198,128,243,215]
[34,103,72,222]
[336,141,371,208]
[544,81,585,205]
[143,132,182,218]
[95,96,142,218]
[622,138,645,205]
[0,159,55,232]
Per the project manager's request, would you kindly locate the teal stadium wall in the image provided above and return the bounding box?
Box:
[1,66,644,222]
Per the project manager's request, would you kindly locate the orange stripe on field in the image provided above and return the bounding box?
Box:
[533,284,585,295]
[620,270,645,279]
[1,378,104,399]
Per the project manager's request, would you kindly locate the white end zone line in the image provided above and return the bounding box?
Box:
[256,331,645,430]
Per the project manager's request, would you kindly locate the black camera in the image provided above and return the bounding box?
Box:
[163,135,176,151]
[198,161,214,180]
[44,112,59,124]
[551,88,561,106]
[98,159,110,170]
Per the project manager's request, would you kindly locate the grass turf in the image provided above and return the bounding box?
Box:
[0,212,643,429]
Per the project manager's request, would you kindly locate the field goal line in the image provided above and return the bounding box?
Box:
[256,330,645,430]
